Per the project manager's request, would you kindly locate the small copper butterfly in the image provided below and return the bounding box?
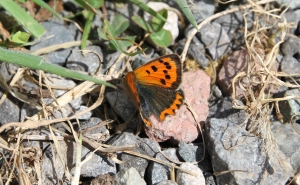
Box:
[123,54,184,127]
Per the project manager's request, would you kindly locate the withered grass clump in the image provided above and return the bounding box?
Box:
[231,0,299,177]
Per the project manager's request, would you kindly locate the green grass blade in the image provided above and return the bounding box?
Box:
[0,0,45,38]
[32,0,63,20]
[81,10,94,49]
[128,0,167,22]
[176,0,198,30]
[151,9,167,32]
[0,47,116,88]
[132,16,153,32]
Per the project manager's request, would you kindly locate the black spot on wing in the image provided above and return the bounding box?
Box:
[146,70,150,74]
[160,79,166,85]
[151,66,158,72]
[165,75,171,79]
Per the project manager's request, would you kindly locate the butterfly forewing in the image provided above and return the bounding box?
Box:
[133,54,182,89]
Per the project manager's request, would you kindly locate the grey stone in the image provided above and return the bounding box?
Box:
[30,21,75,66]
[105,91,138,131]
[157,180,178,185]
[114,167,146,185]
[0,91,20,126]
[176,163,205,185]
[178,142,212,172]
[279,89,300,122]
[173,39,208,68]
[283,10,300,34]
[272,122,300,173]
[189,1,215,22]
[206,98,291,184]
[109,132,160,178]
[281,56,300,84]
[76,106,92,120]
[276,0,300,10]
[80,117,110,142]
[214,11,253,50]
[147,148,179,185]
[197,22,230,60]
[66,45,103,74]
[41,139,116,184]
[280,36,300,56]
[70,145,116,178]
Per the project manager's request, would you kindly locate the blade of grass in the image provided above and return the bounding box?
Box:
[128,0,167,22]
[0,0,45,38]
[0,47,116,88]
[176,0,198,30]
[81,10,94,49]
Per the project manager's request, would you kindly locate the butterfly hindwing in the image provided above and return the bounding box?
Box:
[137,84,184,121]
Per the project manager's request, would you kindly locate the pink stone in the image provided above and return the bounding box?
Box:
[145,70,210,143]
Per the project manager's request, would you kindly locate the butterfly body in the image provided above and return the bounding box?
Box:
[123,54,184,127]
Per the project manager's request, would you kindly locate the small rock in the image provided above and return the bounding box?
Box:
[105,91,138,131]
[145,70,210,142]
[176,163,205,185]
[174,39,209,68]
[206,97,291,184]
[196,22,230,60]
[281,56,300,83]
[147,148,180,184]
[279,88,300,122]
[80,117,110,142]
[280,36,300,56]
[30,21,75,66]
[41,140,116,184]
[114,167,146,185]
[189,1,215,21]
[91,174,115,185]
[144,2,179,44]
[283,10,300,34]
[272,122,300,173]
[178,142,212,172]
[214,10,253,50]
[66,45,103,74]
[276,0,300,10]
[109,132,159,177]
[76,106,92,120]
[157,180,178,185]
[0,92,20,126]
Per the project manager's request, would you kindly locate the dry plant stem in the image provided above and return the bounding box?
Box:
[180,0,276,62]
[72,134,82,185]
[124,150,198,177]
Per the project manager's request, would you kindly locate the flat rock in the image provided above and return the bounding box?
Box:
[114,167,146,185]
[206,97,291,185]
[176,163,205,185]
[145,70,210,142]
[109,132,159,178]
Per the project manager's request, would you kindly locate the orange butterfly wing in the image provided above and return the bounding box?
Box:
[123,54,184,127]
[133,54,182,89]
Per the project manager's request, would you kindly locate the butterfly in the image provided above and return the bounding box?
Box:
[123,54,184,127]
